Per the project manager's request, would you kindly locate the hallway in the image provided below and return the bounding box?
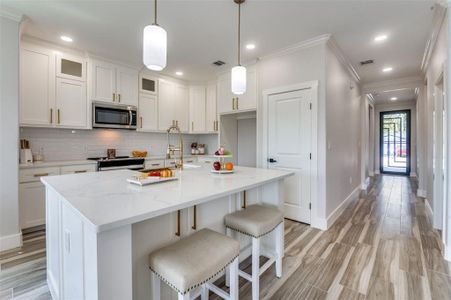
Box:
[267,175,451,299]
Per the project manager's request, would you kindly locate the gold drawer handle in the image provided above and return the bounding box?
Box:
[170,162,176,165]
[118,93,121,102]
[192,205,197,230]
[151,163,161,166]
[74,170,87,173]
[242,190,247,209]
[50,108,53,123]
[33,173,49,177]
[57,109,61,124]
[175,210,181,236]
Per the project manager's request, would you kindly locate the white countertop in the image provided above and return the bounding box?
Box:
[19,160,97,169]
[41,166,292,233]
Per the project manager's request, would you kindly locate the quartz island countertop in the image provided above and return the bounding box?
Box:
[41,165,292,233]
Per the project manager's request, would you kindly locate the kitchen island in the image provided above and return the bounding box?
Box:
[41,165,292,300]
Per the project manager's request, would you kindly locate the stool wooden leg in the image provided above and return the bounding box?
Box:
[275,222,283,278]
[229,257,239,300]
[251,237,260,300]
[225,228,232,288]
[178,292,190,300]
[201,285,209,300]
[151,272,161,300]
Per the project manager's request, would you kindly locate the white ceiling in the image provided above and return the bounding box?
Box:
[372,88,417,104]
[3,0,436,83]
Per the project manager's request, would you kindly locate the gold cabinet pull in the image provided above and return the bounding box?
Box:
[112,93,115,102]
[232,98,235,110]
[57,109,61,124]
[175,210,181,236]
[176,120,179,127]
[118,93,121,102]
[33,173,49,177]
[236,97,239,110]
[74,170,87,174]
[151,163,160,166]
[242,190,247,208]
[192,205,197,230]
[50,108,53,124]
[191,121,194,131]
[140,117,143,128]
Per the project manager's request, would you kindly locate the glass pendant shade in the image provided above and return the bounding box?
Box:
[143,24,167,71]
[231,65,246,95]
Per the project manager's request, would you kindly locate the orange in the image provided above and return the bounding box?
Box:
[225,162,234,170]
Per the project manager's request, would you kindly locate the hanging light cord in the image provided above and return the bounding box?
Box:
[237,2,241,66]
[154,0,158,25]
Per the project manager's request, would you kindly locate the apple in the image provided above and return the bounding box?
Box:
[213,161,221,171]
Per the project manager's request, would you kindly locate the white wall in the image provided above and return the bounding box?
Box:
[0,14,21,251]
[20,128,215,160]
[257,41,328,226]
[374,101,418,176]
[237,118,256,167]
[324,45,362,218]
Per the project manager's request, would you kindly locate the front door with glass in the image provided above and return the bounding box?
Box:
[380,110,411,175]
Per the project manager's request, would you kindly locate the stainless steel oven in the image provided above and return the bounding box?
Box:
[92,101,137,130]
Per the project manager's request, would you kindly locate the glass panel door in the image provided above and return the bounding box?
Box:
[380,110,410,175]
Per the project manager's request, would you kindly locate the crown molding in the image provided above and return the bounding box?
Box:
[421,4,447,72]
[258,34,332,61]
[0,9,22,22]
[326,36,361,83]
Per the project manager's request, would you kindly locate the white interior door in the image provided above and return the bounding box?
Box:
[267,89,312,224]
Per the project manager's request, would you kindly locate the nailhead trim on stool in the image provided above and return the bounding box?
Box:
[225,221,283,238]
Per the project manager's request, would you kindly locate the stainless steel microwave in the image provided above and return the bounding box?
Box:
[92,101,137,130]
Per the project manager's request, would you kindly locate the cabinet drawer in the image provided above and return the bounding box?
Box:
[60,164,96,175]
[144,160,165,170]
[19,181,46,229]
[20,167,60,183]
[198,157,215,164]
[184,157,198,164]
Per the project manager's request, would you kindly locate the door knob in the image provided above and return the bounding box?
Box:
[268,158,277,163]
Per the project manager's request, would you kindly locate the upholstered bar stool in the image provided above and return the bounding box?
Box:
[149,228,240,300]
[224,204,284,300]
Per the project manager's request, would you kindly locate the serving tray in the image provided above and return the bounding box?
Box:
[127,176,178,186]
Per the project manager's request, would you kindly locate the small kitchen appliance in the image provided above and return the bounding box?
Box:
[20,139,33,164]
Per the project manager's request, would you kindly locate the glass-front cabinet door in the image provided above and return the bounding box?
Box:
[56,53,86,82]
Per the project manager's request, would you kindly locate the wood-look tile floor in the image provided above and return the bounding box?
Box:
[2,175,450,300]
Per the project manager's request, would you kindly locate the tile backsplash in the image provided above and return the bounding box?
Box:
[20,128,218,161]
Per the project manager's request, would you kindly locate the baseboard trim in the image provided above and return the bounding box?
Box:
[0,232,22,251]
[312,186,361,231]
[417,189,427,198]
[425,198,433,218]
[410,172,417,177]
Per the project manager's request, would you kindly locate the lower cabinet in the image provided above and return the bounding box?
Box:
[19,182,46,229]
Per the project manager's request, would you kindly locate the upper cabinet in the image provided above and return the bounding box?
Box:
[138,93,158,131]
[189,86,206,133]
[158,79,189,132]
[217,66,257,114]
[90,59,138,106]
[20,42,88,129]
[20,45,55,126]
[206,83,218,133]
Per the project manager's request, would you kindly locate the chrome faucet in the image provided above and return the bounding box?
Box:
[166,124,183,170]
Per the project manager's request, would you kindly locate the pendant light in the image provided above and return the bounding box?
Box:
[143,0,167,71]
[231,0,246,95]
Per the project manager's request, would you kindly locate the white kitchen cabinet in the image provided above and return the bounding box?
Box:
[158,80,189,132]
[90,59,138,105]
[174,84,189,132]
[116,66,139,106]
[189,86,206,133]
[144,159,165,170]
[56,78,87,128]
[56,53,86,82]
[20,45,55,126]
[217,66,257,114]
[206,83,218,132]
[158,79,175,131]
[19,182,46,229]
[60,164,96,175]
[138,93,158,131]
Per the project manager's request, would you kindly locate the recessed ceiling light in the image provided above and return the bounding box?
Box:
[374,34,388,42]
[60,36,73,42]
[390,97,398,101]
[383,67,393,73]
[175,71,183,76]
[246,44,256,50]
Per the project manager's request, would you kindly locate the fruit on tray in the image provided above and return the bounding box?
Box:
[148,171,161,177]
[225,162,234,171]
[223,150,231,156]
[213,161,221,171]
[214,147,225,156]
[160,169,173,178]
